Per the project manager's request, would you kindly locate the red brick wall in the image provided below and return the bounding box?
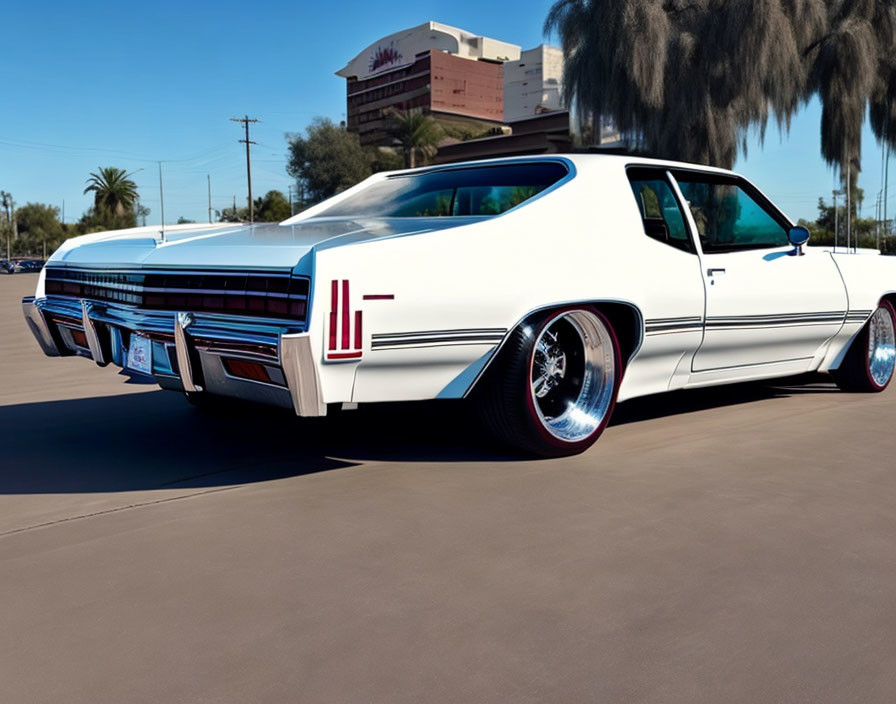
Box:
[428,52,504,122]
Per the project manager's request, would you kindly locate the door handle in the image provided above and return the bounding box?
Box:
[707,268,726,276]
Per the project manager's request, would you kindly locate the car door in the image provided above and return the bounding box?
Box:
[671,170,848,372]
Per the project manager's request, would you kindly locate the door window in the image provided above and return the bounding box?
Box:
[673,173,789,252]
[626,168,694,253]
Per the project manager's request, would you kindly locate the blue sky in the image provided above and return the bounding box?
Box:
[2,0,892,225]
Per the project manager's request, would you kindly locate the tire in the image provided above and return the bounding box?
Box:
[475,307,621,457]
[831,300,896,393]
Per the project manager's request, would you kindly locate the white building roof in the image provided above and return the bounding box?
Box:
[336,21,521,81]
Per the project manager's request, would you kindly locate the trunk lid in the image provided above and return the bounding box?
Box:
[50,218,483,270]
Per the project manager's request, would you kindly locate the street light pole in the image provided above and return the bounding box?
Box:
[885,142,890,238]
[833,190,840,250]
[158,161,166,243]
[846,161,852,252]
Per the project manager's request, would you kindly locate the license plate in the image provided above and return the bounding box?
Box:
[126,334,153,375]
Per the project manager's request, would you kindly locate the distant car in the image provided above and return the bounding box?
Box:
[21,155,896,456]
[5,258,44,273]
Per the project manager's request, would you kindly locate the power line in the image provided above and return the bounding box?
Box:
[230,115,259,223]
[0,137,233,165]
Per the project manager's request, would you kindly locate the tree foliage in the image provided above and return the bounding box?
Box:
[546,0,896,176]
[84,167,139,216]
[383,108,443,168]
[287,118,373,204]
[801,192,884,249]
[81,166,140,231]
[254,190,292,222]
[216,190,292,222]
[15,203,65,255]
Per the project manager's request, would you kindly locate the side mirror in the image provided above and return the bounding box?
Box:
[788,226,810,256]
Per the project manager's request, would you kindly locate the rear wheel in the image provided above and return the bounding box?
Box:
[832,300,896,392]
[476,307,620,457]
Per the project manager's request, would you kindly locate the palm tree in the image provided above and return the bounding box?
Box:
[384,108,443,168]
[83,167,139,217]
[545,0,896,178]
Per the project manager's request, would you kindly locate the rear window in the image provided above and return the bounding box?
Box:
[316,162,569,218]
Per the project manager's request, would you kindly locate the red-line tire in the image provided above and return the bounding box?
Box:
[831,300,896,393]
[475,306,621,457]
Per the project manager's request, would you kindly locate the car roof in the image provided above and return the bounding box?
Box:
[392,152,738,179]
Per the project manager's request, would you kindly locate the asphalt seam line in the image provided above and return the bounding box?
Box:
[0,485,240,539]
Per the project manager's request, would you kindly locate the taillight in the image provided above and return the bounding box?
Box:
[223,358,273,383]
[325,279,363,361]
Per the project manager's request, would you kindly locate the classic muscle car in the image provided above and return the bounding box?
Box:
[22,155,896,455]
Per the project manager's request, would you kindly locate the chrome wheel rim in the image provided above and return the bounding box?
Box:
[867,306,896,387]
[529,310,616,443]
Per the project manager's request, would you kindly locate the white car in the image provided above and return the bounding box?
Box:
[22,155,896,455]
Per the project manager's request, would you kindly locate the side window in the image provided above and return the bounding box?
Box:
[673,173,789,252]
[626,168,693,253]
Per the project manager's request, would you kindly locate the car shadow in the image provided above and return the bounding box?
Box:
[610,372,840,426]
[0,373,842,494]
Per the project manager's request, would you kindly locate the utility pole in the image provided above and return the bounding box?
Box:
[885,142,890,238]
[207,174,212,223]
[846,161,852,252]
[10,196,17,259]
[230,115,259,223]
[833,189,840,251]
[158,161,166,242]
[1,191,11,261]
[288,184,293,215]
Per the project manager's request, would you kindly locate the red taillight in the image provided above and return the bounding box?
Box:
[325,279,363,361]
[329,280,338,351]
[341,280,350,350]
[223,358,272,383]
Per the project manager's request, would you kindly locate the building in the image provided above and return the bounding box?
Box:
[433,111,572,163]
[503,44,564,123]
[336,22,619,162]
[336,22,520,146]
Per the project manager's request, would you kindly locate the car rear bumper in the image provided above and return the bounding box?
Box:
[22,296,326,417]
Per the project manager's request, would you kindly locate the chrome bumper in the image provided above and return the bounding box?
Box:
[22,297,61,357]
[22,296,326,417]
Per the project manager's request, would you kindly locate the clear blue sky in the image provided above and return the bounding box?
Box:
[2,0,892,225]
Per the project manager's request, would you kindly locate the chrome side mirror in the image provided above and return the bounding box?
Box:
[788,226,810,256]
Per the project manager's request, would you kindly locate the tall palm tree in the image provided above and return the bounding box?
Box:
[83,167,139,217]
[384,108,443,168]
[545,0,896,178]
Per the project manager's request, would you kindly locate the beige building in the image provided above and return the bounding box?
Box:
[503,45,564,123]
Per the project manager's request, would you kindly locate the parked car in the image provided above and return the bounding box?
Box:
[22,155,896,455]
[5,258,44,273]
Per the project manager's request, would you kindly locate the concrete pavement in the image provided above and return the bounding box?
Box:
[2,273,895,703]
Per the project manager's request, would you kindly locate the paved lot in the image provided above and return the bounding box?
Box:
[2,273,896,703]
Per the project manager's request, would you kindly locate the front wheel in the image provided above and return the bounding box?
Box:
[476,307,620,457]
[832,300,896,392]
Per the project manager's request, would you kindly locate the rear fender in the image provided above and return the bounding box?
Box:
[462,299,644,398]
